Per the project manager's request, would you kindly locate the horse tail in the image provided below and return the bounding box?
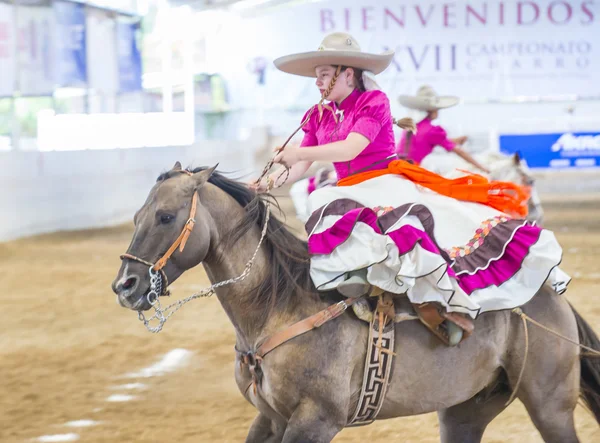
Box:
[570,303,600,423]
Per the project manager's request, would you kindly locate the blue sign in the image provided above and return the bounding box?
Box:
[53,1,87,86]
[117,21,142,93]
[499,132,600,169]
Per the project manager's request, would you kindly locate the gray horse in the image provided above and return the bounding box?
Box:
[112,163,600,443]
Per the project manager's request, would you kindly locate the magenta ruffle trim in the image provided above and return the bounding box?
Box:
[308,209,543,294]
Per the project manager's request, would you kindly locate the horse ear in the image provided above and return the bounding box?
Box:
[193,164,218,187]
[513,152,521,165]
[171,161,182,171]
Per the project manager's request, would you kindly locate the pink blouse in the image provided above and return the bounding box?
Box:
[299,89,396,180]
[395,118,455,164]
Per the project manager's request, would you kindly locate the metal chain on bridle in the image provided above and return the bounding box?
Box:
[138,202,272,333]
[127,69,342,333]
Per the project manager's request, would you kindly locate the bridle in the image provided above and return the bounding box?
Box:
[115,83,348,334]
[118,168,275,333]
[119,170,199,305]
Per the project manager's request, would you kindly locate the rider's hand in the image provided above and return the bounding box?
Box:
[455,135,468,146]
[249,177,271,193]
[273,145,302,168]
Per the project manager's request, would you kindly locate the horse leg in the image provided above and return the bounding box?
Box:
[280,400,345,443]
[506,295,580,443]
[245,412,286,443]
[438,376,512,443]
[514,367,579,443]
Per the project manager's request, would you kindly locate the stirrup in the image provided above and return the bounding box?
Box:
[414,303,473,346]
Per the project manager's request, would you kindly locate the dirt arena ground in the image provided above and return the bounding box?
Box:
[1,189,599,442]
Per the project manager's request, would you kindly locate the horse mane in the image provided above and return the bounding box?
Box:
[483,150,509,162]
[156,166,316,319]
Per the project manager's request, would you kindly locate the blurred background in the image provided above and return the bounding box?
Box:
[0,1,599,442]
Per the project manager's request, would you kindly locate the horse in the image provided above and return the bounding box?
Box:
[112,162,600,443]
[290,151,544,225]
[420,148,544,225]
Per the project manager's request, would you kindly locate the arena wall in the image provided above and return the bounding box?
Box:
[0,141,259,242]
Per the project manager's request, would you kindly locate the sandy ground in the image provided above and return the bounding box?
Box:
[1,190,599,443]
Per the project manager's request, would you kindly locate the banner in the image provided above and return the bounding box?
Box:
[213,0,600,109]
[17,5,54,95]
[500,132,600,169]
[0,3,16,97]
[117,20,142,93]
[54,1,87,87]
[86,8,118,93]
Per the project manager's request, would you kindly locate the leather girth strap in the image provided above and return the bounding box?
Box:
[258,296,362,358]
[238,296,363,394]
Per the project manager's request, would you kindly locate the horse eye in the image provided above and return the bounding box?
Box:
[160,214,175,224]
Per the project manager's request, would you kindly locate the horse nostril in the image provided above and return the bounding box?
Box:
[123,277,137,290]
[114,276,139,295]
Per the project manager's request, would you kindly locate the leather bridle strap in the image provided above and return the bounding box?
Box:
[152,191,198,272]
[119,253,171,296]
[119,174,199,297]
[119,254,154,268]
[120,190,199,271]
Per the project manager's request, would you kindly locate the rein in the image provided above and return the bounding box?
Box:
[119,172,272,333]
[116,73,366,389]
[117,88,336,334]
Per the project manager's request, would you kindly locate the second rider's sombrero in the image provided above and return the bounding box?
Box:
[274,32,394,78]
[398,85,460,111]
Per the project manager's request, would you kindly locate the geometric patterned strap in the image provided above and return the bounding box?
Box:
[347,318,395,427]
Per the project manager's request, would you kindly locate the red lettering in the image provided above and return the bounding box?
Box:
[415,5,435,26]
[383,7,405,29]
[362,7,374,31]
[320,9,335,32]
[548,1,573,24]
[499,2,505,25]
[444,3,457,27]
[466,3,487,25]
[517,1,540,25]
[581,1,595,24]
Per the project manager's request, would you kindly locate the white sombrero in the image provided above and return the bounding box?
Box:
[398,85,460,111]
[274,32,394,78]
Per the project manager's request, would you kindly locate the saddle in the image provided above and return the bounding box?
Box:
[351,290,474,346]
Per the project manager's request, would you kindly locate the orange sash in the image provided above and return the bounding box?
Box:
[337,160,530,218]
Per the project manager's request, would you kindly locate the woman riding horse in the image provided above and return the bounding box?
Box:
[396,85,490,173]
[252,32,570,346]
